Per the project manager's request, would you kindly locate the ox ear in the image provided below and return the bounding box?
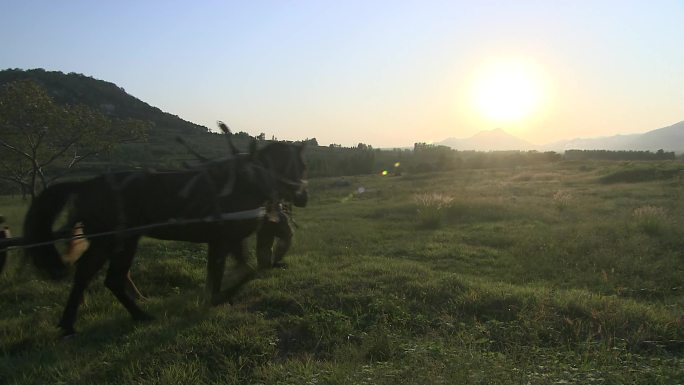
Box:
[218,121,239,156]
[217,121,231,135]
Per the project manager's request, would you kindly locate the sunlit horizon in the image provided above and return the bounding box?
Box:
[1,1,683,148]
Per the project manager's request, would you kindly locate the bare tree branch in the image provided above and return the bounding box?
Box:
[0,80,149,197]
[0,138,34,162]
[38,133,82,169]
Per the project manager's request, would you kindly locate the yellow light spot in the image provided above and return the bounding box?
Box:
[381,170,389,176]
[394,162,401,168]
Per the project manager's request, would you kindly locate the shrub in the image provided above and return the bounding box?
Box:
[552,190,573,211]
[632,205,668,236]
[414,192,453,228]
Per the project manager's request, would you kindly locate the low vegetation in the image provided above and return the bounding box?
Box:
[1,160,683,384]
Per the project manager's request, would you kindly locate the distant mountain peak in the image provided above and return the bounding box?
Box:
[472,127,516,138]
[437,128,536,151]
[437,120,684,153]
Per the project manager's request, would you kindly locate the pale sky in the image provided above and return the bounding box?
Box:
[1,1,683,147]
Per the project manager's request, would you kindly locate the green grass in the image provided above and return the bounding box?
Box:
[1,161,683,384]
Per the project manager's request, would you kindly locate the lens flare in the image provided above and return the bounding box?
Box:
[381,170,389,176]
[394,162,401,168]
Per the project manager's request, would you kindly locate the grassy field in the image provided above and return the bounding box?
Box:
[1,160,683,384]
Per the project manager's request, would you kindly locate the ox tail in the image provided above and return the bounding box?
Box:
[23,182,82,280]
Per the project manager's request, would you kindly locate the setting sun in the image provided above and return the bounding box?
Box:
[472,59,546,124]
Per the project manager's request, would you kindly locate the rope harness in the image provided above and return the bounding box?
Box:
[0,207,267,254]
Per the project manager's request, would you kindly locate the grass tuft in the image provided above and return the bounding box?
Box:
[632,205,668,236]
[552,190,573,211]
[414,192,453,228]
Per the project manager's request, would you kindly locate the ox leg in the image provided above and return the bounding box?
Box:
[206,240,255,305]
[256,225,275,270]
[224,240,256,300]
[126,270,148,301]
[272,218,293,268]
[103,236,152,322]
[58,240,108,337]
[206,241,229,305]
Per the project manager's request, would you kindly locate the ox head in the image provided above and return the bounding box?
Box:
[255,142,308,207]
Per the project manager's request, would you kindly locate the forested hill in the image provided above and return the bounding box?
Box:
[0,68,208,136]
[0,68,246,166]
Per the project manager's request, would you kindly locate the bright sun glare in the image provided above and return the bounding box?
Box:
[472,59,545,124]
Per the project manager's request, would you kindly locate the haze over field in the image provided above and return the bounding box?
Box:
[1,1,683,147]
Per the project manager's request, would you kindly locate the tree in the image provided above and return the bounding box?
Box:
[0,80,148,198]
[302,138,318,146]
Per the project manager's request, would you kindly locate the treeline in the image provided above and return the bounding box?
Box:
[4,137,683,196]
[306,144,377,177]
[564,149,675,161]
[305,144,683,178]
[304,142,563,177]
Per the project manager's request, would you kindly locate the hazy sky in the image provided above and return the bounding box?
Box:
[2,1,683,147]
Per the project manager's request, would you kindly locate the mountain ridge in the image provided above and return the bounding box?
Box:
[438,121,684,153]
